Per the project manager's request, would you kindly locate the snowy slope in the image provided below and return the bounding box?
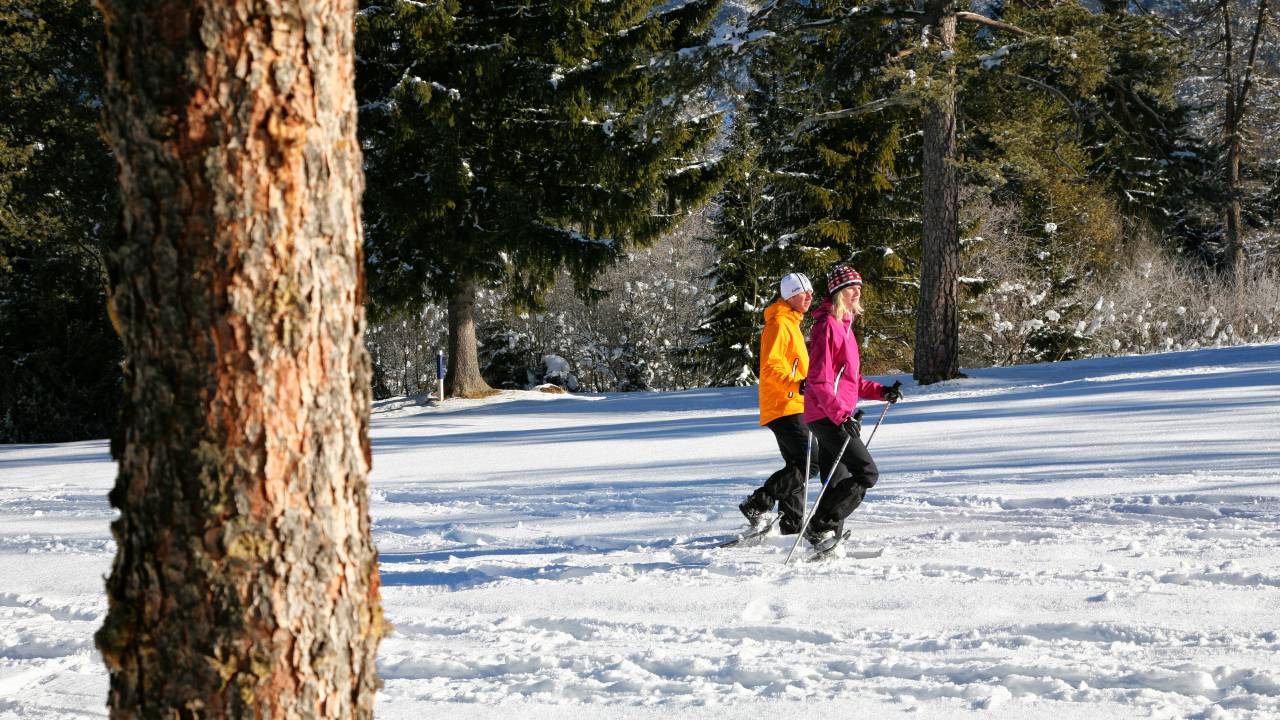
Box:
[2,344,1278,718]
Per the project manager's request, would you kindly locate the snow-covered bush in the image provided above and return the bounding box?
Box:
[540,354,579,392]
[1083,240,1280,355]
[963,228,1280,366]
[960,196,1105,366]
[473,222,715,392]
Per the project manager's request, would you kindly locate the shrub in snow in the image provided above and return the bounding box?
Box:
[366,304,448,399]
[965,231,1280,365]
[478,319,540,391]
[540,354,578,391]
[962,207,1274,363]
[472,226,714,392]
[1076,238,1280,355]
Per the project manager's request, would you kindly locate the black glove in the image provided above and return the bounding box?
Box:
[882,380,902,404]
[797,379,805,396]
[841,412,862,438]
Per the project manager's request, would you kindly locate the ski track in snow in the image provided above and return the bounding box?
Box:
[1,344,1279,718]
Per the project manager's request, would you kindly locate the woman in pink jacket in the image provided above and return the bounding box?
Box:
[801,265,901,547]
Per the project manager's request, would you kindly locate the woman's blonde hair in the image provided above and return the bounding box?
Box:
[831,287,864,323]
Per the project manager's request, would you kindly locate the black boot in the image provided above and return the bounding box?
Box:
[803,522,832,548]
[738,494,770,528]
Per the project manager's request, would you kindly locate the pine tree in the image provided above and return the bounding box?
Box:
[766,0,1204,375]
[746,1,920,369]
[357,0,726,397]
[965,2,1201,227]
[955,1,1201,361]
[699,118,773,386]
[911,0,964,383]
[0,0,121,441]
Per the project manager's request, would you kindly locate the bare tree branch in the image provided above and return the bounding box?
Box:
[956,11,1033,37]
[1109,79,1171,134]
[1236,0,1271,113]
[791,96,910,137]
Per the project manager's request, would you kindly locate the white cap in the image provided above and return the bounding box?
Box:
[779,272,813,300]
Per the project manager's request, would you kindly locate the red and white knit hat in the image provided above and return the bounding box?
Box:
[826,265,862,294]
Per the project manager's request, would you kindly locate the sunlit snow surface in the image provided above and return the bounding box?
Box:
[2,344,1278,719]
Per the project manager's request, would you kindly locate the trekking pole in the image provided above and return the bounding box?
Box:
[863,381,900,447]
[800,431,813,518]
[793,359,809,517]
[785,387,900,563]
[785,409,862,564]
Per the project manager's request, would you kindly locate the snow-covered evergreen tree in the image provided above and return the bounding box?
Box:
[698,118,776,386]
[356,0,727,397]
[699,0,923,382]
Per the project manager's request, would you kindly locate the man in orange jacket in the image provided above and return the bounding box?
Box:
[739,272,816,535]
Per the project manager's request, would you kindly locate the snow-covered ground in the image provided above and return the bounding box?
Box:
[2,343,1279,719]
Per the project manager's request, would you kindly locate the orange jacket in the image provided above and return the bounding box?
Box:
[758,298,808,426]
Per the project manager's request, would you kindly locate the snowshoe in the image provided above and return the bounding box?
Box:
[719,517,777,548]
[805,529,852,561]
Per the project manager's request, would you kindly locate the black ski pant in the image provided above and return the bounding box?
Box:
[804,417,879,536]
[743,413,817,534]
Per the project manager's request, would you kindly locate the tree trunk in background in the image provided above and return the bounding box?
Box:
[1224,116,1246,279]
[1221,0,1246,280]
[1218,0,1269,278]
[446,278,495,397]
[915,1,962,385]
[94,1,385,716]
[1219,0,1270,281]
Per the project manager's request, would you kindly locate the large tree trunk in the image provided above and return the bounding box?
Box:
[915,3,962,385]
[94,1,385,716]
[445,278,495,397]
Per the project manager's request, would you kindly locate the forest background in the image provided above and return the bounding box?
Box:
[3,0,1278,443]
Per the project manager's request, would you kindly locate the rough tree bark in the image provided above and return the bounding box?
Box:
[445,278,495,398]
[94,1,385,716]
[914,1,963,385]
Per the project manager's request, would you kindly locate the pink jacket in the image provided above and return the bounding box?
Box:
[802,299,886,425]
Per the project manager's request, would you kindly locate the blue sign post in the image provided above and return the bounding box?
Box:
[435,350,446,401]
